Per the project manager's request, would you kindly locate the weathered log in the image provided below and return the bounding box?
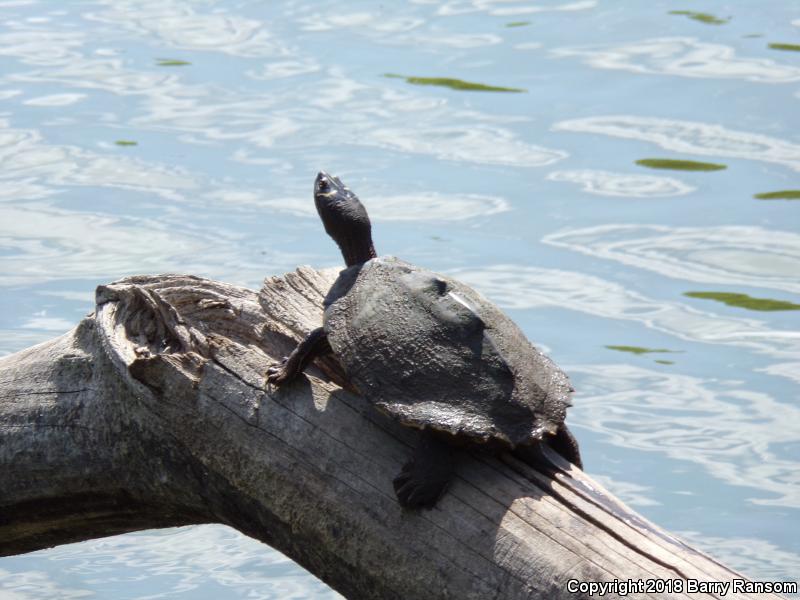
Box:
[0,269,788,600]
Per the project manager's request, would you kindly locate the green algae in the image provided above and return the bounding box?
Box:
[636,158,727,171]
[754,190,800,200]
[768,43,800,52]
[157,58,191,66]
[605,345,678,355]
[654,360,675,365]
[506,21,530,27]
[384,73,525,93]
[115,140,138,146]
[668,10,729,25]
[684,292,800,311]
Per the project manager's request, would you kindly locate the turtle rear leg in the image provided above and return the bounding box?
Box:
[267,327,331,385]
[393,430,454,509]
[547,424,583,469]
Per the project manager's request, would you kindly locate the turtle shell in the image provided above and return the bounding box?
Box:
[323,256,573,448]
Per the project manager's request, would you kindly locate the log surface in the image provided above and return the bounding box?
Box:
[0,269,786,600]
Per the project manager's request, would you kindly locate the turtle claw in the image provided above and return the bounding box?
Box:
[392,459,450,509]
[266,357,292,385]
[392,431,455,508]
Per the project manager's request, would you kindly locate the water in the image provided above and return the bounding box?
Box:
[1,0,799,597]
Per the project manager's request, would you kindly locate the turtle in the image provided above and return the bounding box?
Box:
[267,171,582,508]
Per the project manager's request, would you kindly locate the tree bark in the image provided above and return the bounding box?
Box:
[0,269,786,600]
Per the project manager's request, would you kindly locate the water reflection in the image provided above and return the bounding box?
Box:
[367,123,566,166]
[543,224,800,293]
[21,311,74,331]
[294,5,503,48]
[678,532,800,585]
[87,1,288,57]
[0,29,84,64]
[0,330,63,356]
[0,568,91,600]
[296,11,425,34]
[23,93,86,106]
[546,169,694,197]
[592,474,660,507]
[573,363,800,508]
[431,0,597,17]
[553,116,800,171]
[760,363,800,389]
[246,59,320,80]
[0,202,214,286]
[0,120,196,200]
[0,193,311,288]
[1,15,565,168]
[227,190,510,220]
[452,264,800,359]
[0,114,316,286]
[552,37,800,83]
[0,526,342,600]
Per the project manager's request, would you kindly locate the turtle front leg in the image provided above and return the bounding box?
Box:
[393,430,454,509]
[267,327,332,385]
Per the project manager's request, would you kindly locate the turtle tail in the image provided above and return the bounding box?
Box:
[512,424,583,471]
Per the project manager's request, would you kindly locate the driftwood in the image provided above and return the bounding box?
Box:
[0,268,788,600]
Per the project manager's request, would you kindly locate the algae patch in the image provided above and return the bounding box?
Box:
[605,345,678,355]
[655,360,675,365]
[684,292,800,311]
[768,43,800,52]
[157,58,191,66]
[636,158,727,171]
[384,73,525,93]
[668,10,729,25]
[754,190,800,200]
[506,21,531,27]
[115,140,138,146]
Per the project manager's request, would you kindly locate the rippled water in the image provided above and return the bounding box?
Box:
[2,0,799,597]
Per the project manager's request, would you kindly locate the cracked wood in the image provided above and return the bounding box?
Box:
[0,270,784,600]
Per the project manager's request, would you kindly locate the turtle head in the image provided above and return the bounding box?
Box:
[314,171,377,267]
